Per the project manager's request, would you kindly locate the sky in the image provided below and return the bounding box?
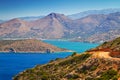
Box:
[0,0,120,20]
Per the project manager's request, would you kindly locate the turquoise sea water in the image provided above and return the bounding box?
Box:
[0,40,99,80]
[43,40,99,53]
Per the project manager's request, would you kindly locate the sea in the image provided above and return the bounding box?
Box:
[0,40,99,80]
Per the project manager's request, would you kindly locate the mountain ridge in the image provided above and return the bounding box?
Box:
[69,8,120,19]
[1,12,120,42]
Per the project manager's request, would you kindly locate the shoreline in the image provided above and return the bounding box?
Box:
[0,50,73,54]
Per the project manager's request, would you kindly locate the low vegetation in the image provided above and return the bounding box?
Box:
[13,51,120,80]
[13,53,92,80]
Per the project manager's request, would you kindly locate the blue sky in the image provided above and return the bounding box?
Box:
[0,0,120,20]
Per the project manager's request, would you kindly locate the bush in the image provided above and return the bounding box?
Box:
[59,53,91,66]
[67,74,79,79]
[41,74,49,80]
[100,69,117,80]
[90,66,97,71]
[71,52,77,57]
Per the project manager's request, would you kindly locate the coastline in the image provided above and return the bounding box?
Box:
[0,50,73,54]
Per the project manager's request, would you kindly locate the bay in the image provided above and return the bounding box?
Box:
[0,40,99,80]
[43,40,99,53]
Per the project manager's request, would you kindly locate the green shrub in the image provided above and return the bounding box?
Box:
[41,74,49,80]
[55,58,61,60]
[71,52,77,57]
[59,53,91,66]
[90,65,97,71]
[68,74,79,79]
[100,69,117,80]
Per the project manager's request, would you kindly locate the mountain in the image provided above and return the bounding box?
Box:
[28,13,72,39]
[0,12,120,42]
[13,37,120,80]
[68,8,120,19]
[0,39,66,52]
[18,8,120,21]
[0,13,72,39]
[72,12,120,43]
[0,18,30,38]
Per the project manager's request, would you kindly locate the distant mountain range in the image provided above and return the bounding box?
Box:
[0,13,72,39]
[72,12,120,42]
[18,8,120,21]
[1,8,120,22]
[0,9,120,42]
[69,8,120,19]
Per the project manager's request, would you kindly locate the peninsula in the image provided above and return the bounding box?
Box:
[0,39,67,53]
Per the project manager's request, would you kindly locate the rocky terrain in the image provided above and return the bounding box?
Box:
[13,37,120,80]
[89,37,120,58]
[0,39,66,52]
[1,12,120,42]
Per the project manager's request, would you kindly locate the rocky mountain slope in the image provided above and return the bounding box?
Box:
[13,37,120,80]
[70,12,120,42]
[28,13,72,39]
[0,12,120,42]
[0,13,72,39]
[0,39,66,52]
[89,37,120,58]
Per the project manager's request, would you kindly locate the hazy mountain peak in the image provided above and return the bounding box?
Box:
[48,13,58,17]
[46,13,65,19]
[48,12,64,16]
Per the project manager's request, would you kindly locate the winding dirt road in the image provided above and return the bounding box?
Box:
[89,51,120,60]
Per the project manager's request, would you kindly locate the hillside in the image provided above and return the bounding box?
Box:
[97,37,120,51]
[0,12,120,42]
[0,13,72,39]
[0,39,66,52]
[28,13,72,39]
[13,37,120,80]
[72,12,120,42]
[89,37,120,58]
